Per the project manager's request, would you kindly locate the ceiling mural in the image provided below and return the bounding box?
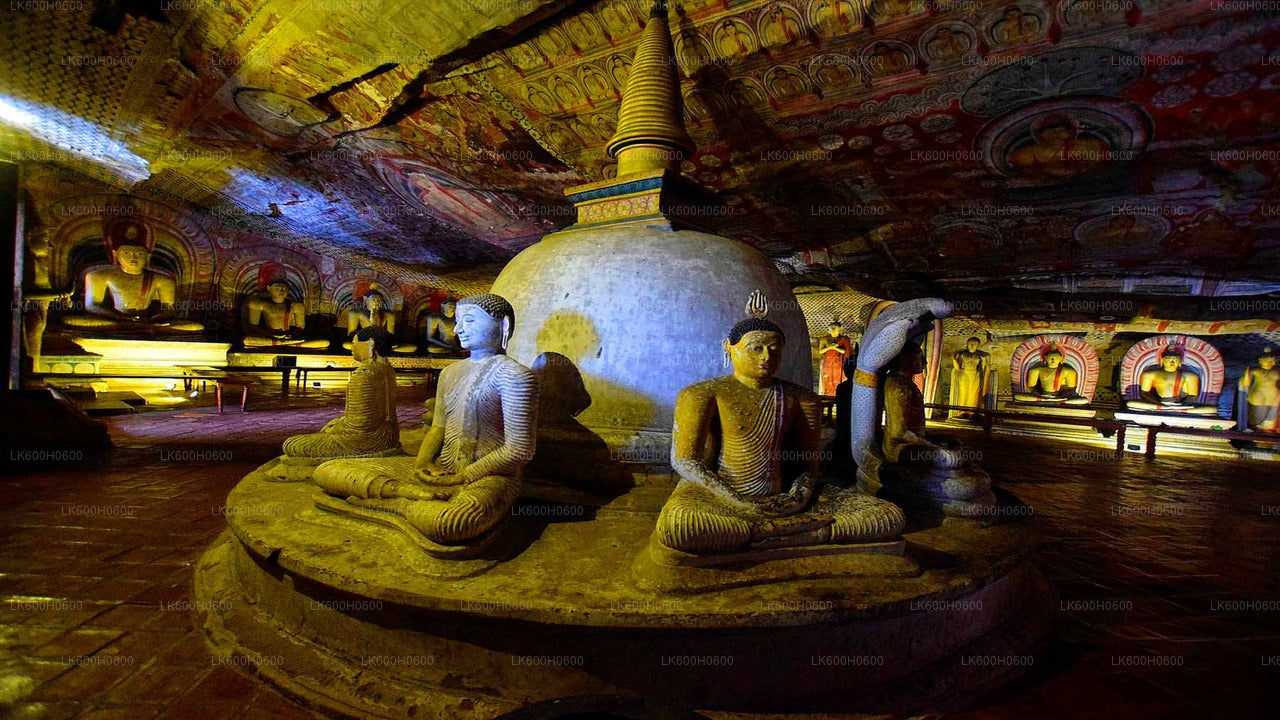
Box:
[2,0,1278,302]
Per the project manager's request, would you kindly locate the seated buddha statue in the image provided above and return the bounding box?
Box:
[1238,347,1280,432]
[314,294,538,552]
[243,282,329,349]
[279,327,402,463]
[342,287,416,354]
[1126,346,1218,415]
[422,299,464,356]
[654,314,906,556]
[1012,346,1090,405]
[880,342,995,519]
[62,218,203,334]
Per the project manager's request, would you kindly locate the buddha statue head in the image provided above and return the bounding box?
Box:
[267,281,290,304]
[725,317,785,383]
[456,293,515,354]
[1258,347,1277,370]
[1043,346,1064,368]
[1159,345,1184,372]
[965,336,981,353]
[894,341,926,376]
[352,325,391,361]
[827,320,843,338]
[105,218,154,276]
[441,299,457,318]
[363,289,388,312]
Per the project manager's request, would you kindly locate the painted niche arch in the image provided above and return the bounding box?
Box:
[1119,335,1225,405]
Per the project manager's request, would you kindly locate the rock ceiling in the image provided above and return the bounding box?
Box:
[3,0,1280,301]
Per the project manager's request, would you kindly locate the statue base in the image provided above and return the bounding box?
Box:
[1114,411,1227,430]
[1005,402,1098,420]
[195,461,1052,717]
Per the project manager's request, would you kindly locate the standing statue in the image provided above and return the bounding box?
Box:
[850,300,996,521]
[1127,345,1218,415]
[314,294,538,555]
[62,217,204,334]
[243,281,329,349]
[948,336,989,417]
[422,299,464,355]
[1012,346,1089,404]
[816,320,853,396]
[343,285,416,354]
[1239,347,1280,432]
[653,301,905,557]
[278,327,401,462]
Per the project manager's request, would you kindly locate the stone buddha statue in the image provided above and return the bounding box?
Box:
[1239,347,1280,432]
[243,282,329,349]
[279,327,401,462]
[1013,346,1089,405]
[1127,346,1218,415]
[653,314,906,556]
[422,299,463,356]
[314,294,538,552]
[342,287,416,354]
[881,342,995,518]
[63,218,204,334]
[948,336,989,417]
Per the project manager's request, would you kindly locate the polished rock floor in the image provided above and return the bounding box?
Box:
[1,388,1277,719]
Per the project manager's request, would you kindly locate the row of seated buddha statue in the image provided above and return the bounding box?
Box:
[275,294,995,561]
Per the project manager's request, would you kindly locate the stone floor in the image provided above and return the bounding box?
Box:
[1,388,1278,719]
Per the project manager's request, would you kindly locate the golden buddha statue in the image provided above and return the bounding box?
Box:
[881,342,995,518]
[242,282,328,349]
[1127,346,1218,415]
[342,286,416,354]
[314,294,538,552]
[62,218,204,334]
[279,327,401,461]
[654,313,905,556]
[422,299,463,356]
[949,336,989,417]
[1239,347,1280,432]
[1012,346,1089,405]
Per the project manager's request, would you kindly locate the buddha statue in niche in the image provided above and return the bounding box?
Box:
[314,294,538,551]
[1012,346,1089,405]
[63,218,204,334]
[949,336,989,417]
[279,327,401,461]
[654,311,906,556]
[1127,345,1218,414]
[243,281,329,349]
[342,286,416,354]
[881,342,995,518]
[1238,347,1280,432]
[422,299,464,356]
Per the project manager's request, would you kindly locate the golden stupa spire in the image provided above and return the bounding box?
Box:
[605,0,695,177]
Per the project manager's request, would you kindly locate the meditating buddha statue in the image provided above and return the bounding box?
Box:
[243,282,328,349]
[881,342,995,519]
[422,299,464,356]
[342,287,416,354]
[654,312,905,556]
[314,294,538,552]
[1239,347,1280,432]
[1127,346,1218,415]
[279,327,401,462]
[1013,346,1089,405]
[63,218,203,334]
[949,336,988,417]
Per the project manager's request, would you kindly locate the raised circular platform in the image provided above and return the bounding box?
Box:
[195,462,1053,719]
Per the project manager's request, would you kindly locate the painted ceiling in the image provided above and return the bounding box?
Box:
[3,0,1280,301]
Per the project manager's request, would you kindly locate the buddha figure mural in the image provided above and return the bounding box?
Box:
[1238,347,1280,432]
[1127,345,1219,415]
[653,300,906,557]
[1012,345,1089,405]
[343,284,416,354]
[242,281,329,349]
[422,299,464,356]
[62,217,204,334]
[277,327,401,465]
[314,294,538,556]
[948,336,989,417]
[816,320,853,396]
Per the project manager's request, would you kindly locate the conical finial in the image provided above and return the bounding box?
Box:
[605,0,695,177]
